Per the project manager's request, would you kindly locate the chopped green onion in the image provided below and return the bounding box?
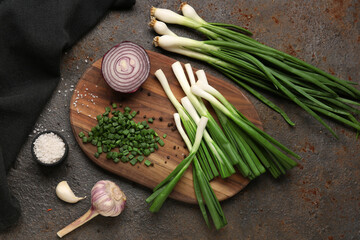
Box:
[130,158,138,165]
[144,159,152,167]
[158,139,165,147]
[121,156,129,162]
[143,149,151,156]
[80,105,163,163]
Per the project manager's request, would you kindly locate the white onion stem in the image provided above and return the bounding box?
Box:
[195,70,209,85]
[149,18,177,36]
[154,69,190,121]
[181,97,200,124]
[155,69,182,111]
[184,63,196,86]
[195,79,238,116]
[174,113,192,150]
[155,35,218,51]
[193,117,208,151]
[191,84,232,116]
[171,61,208,116]
[150,7,201,28]
[180,3,207,24]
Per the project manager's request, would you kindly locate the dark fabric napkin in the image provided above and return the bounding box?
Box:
[0,0,135,230]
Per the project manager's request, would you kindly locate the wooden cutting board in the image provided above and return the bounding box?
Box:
[69,50,262,204]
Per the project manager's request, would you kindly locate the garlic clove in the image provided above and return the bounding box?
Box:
[56,181,86,203]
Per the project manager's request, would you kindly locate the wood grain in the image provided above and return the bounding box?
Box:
[69,50,262,204]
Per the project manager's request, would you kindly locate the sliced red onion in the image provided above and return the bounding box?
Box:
[101,41,150,93]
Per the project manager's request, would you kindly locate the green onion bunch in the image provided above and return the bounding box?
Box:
[155,69,232,180]
[150,68,231,229]
[148,63,299,229]
[149,3,360,137]
[175,61,299,179]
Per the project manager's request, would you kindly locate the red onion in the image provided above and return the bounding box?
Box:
[101,41,150,93]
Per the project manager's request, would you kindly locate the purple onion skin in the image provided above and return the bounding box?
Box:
[101,41,150,94]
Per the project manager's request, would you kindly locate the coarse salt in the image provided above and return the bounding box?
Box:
[33,132,65,164]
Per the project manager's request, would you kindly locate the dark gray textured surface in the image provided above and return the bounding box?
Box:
[1,0,359,239]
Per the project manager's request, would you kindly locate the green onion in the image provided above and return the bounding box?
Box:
[171,62,242,178]
[149,17,178,36]
[158,139,165,147]
[181,96,238,178]
[80,105,164,165]
[191,80,299,176]
[152,64,299,229]
[121,156,129,162]
[146,116,208,212]
[150,4,360,137]
[130,158,138,166]
[155,69,218,179]
[97,146,103,154]
[173,112,227,229]
[144,159,152,167]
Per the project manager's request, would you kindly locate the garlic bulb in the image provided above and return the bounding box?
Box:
[91,180,126,217]
[56,181,86,203]
[57,180,126,238]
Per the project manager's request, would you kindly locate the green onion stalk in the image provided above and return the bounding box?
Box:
[150,4,360,137]
[192,71,266,178]
[189,68,298,177]
[180,96,238,179]
[146,116,208,212]
[172,61,249,178]
[154,69,218,180]
[150,4,252,39]
[173,112,227,230]
[191,80,300,177]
